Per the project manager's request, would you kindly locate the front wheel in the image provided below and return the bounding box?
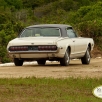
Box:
[14,58,24,66]
[60,49,70,66]
[81,47,91,64]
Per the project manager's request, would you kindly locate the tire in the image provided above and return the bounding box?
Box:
[81,47,91,64]
[14,58,24,66]
[60,49,70,66]
[37,60,46,65]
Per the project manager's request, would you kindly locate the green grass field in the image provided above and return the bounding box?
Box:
[0,77,102,102]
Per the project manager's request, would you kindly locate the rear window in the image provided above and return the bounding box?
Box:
[20,27,61,37]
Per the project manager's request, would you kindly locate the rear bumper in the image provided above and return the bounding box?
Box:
[7,46,66,59]
[8,52,64,59]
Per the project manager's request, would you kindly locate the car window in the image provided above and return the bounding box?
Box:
[67,28,77,38]
[41,28,60,37]
[20,29,30,37]
[20,27,61,37]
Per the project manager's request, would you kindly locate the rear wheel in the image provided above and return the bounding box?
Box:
[14,58,24,66]
[37,60,46,65]
[60,49,70,66]
[81,47,91,64]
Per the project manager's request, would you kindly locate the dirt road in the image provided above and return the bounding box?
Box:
[0,58,102,78]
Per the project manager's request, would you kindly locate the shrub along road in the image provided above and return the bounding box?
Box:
[0,58,102,78]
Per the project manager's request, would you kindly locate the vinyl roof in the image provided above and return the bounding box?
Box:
[26,24,72,28]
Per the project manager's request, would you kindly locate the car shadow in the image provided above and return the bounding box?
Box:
[24,63,84,68]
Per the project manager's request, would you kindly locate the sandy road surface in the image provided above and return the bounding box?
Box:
[0,58,102,78]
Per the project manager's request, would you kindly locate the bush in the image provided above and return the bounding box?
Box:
[77,20,102,43]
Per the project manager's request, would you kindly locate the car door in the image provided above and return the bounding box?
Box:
[66,28,75,57]
[67,28,86,57]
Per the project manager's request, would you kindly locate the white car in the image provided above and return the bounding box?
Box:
[7,24,94,66]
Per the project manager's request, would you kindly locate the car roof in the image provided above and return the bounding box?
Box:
[26,24,72,28]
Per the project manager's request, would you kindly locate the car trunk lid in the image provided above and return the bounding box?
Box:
[10,37,64,46]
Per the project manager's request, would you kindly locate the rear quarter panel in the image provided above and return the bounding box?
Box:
[56,38,74,56]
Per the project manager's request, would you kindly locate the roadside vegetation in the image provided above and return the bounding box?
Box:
[0,77,102,102]
[0,0,102,62]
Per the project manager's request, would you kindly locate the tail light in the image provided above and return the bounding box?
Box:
[9,46,28,51]
[9,45,57,51]
[38,45,57,51]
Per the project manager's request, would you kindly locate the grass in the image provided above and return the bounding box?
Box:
[0,77,102,102]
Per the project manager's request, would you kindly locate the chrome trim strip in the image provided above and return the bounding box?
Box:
[8,50,58,54]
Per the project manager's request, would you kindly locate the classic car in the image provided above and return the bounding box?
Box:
[7,24,94,66]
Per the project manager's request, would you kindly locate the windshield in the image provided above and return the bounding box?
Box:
[19,27,61,37]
